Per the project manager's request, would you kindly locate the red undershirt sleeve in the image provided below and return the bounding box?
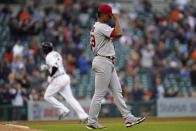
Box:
[110,29,115,37]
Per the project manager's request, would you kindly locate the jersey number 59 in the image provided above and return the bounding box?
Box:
[90,27,96,50]
[90,34,96,50]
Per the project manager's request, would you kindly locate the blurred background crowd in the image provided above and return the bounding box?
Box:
[0,0,196,114]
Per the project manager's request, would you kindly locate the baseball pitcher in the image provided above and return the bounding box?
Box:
[40,42,88,123]
[87,4,145,129]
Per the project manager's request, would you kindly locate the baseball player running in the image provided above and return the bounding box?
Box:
[87,4,145,129]
[40,42,88,123]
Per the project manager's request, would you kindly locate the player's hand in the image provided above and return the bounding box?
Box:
[113,14,119,20]
[47,76,52,83]
[40,64,48,71]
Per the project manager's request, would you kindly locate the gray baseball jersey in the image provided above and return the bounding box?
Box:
[88,22,134,126]
[90,22,115,56]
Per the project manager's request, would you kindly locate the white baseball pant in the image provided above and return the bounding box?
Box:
[44,74,88,120]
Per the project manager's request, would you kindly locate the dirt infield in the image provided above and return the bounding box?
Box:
[0,124,41,131]
[3,117,196,126]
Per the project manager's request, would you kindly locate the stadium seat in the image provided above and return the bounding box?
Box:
[126,77,134,90]
[3,14,10,26]
[0,13,5,25]
[0,47,6,61]
[139,73,150,91]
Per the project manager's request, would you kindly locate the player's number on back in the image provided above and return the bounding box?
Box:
[90,27,96,50]
[90,34,96,50]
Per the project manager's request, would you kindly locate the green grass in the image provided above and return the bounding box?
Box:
[29,121,196,131]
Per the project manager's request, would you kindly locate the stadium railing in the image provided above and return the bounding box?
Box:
[0,103,27,121]
[0,100,156,121]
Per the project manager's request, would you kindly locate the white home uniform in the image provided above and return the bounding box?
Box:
[44,51,88,120]
[88,22,135,125]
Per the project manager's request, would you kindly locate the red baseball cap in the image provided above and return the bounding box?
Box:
[98,4,113,17]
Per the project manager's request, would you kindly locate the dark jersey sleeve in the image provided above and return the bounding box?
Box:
[50,66,58,77]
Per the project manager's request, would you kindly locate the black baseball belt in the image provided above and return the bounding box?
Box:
[95,54,115,64]
[51,72,65,81]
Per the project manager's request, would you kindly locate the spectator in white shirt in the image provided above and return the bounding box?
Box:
[10,82,24,120]
[12,40,24,58]
[156,78,165,98]
[29,89,39,101]
[176,0,190,10]
[141,44,154,68]
[11,82,23,106]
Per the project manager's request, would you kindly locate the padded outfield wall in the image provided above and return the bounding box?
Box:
[26,98,196,121]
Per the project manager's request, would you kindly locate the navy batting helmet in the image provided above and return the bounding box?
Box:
[41,42,53,55]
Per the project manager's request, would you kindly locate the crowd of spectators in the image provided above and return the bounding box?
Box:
[0,0,96,107]
[102,0,196,104]
[0,0,196,117]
